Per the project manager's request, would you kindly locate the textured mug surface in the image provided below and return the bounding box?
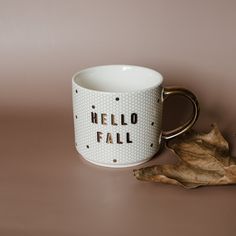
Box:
[72,65,164,167]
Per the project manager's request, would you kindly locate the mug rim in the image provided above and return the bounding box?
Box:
[72,64,163,94]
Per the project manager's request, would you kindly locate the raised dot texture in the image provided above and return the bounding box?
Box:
[72,82,162,166]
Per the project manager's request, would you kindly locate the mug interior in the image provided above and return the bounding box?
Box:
[73,65,163,92]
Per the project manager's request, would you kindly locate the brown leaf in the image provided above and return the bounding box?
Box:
[133,123,236,188]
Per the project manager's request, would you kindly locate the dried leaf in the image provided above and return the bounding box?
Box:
[133,123,236,188]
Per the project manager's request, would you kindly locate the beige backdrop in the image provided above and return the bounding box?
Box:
[1,1,236,235]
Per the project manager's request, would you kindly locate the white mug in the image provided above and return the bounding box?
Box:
[72,65,199,168]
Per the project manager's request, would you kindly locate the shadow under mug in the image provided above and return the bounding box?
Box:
[72,65,199,168]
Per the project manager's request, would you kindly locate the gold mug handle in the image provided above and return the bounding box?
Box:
[162,87,200,140]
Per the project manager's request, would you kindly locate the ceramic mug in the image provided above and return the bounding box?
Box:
[72,65,199,168]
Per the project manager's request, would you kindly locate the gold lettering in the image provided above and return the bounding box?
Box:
[126,133,132,143]
[117,133,123,144]
[91,112,98,124]
[111,114,118,126]
[121,114,127,125]
[131,113,138,124]
[106,133,113,144]
[101,113,107,125]
[97,131,103,142]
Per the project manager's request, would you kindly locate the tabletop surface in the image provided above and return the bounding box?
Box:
[1,110,236,236]
[1,1,236,235]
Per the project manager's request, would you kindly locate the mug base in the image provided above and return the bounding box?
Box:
[79,155,153,168]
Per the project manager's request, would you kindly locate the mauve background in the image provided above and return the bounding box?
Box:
[0,0,236,235]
